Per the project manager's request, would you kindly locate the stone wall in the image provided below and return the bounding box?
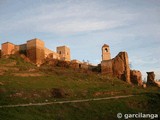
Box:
[146,72,157,86]
[44,48,54,58]
[70,60,81,69]
[101,60,112,75]
[101,52,131,83]
[130,70,143,86]
[1,38,71,64]
[44,48,59,59]
[15,44,27,55]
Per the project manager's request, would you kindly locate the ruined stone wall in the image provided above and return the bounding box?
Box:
[27,38,45,65]
[70,60,80,69]
[44,48,59,59]
[101,60,112,75]
[56,46,71,61]
[15,45,20,53]
[15,44,27,55]
[101,52,130,83]
[44,48,53,58]
[147,72,160,87]
[147,72,155,85]
[130,70,143,86]
[113,52,130,83]
[1,42,15,56]
[19,44,27,51]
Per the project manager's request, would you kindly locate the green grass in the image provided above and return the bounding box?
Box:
[0,74,136,104]
[0,94,160,120]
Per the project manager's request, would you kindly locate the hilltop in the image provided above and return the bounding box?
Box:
[0,55,160,120]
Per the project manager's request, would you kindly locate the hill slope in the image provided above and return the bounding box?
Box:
[0,56,160,120]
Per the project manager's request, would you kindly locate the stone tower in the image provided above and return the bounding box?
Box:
[27,38,45,65]
[56,46,71,61]
[1,42,15,56]
[102,44,111,61]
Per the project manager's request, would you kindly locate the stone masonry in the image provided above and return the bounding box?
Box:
[101,51,131,83]
[1,38,71,65]
[130,70,143,86]
[146,72,156,86]
[57,46,71,61]
[27,38,45,65]
[101,44,146,86]
[102,44,111,61]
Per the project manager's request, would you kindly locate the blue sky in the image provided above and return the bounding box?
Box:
[0,0,160,80]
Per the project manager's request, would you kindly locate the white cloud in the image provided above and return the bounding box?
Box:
[0,0,136,34]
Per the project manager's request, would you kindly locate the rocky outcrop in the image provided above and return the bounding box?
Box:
[101,52,131,83]
[130,70,143,86]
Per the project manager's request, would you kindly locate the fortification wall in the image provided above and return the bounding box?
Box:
[44,48,53,57]
[27,38,45,65]
[44,48,59,59]
[130,70,143,86]
[101,52,131,83]
[15,44,27,55]
[101,60,112,75]
[1,38,71,64]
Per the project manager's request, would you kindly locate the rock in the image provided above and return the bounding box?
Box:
[130,70,143,86]
[0,82,4,85]
[51,88,67,98]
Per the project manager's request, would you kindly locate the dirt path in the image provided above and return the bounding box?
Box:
[0,95,135,108]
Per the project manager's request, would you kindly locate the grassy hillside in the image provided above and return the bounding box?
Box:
[0,56,160,120]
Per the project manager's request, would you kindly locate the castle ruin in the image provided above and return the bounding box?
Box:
[101,44,144,86]
[0,38,71,65]
[0,39,158,87]
[101,44,130,83]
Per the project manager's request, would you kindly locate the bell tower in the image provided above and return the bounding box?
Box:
[102,44,111,61]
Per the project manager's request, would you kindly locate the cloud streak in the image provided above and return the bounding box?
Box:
[0,0,137,34]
